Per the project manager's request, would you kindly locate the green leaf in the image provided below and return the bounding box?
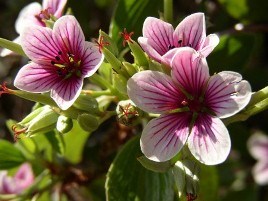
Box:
[0,38,26,57]
[198,165,219,201]
[207,34,256,73]
[106,136,174,201]
[0,140,26,169]
[218,0,268,22]
[63,120,91,164]
[109,0,162,49]
[44,131,65,155]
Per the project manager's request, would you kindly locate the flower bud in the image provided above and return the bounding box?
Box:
[116,100,139,126]
[73,94,100,114]
[113,73,128,95]
[77,113,99,132]
[172,159,200,198]
[19,106,46,127]
[56,115,73,134]
[26,106,59,136]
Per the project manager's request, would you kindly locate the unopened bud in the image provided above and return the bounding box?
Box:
[77,113,99,132]
[172,159,200,199]
[116,100,139,126]
[73,94,100,114]
[26,105,59,136]
[56,115,73,134]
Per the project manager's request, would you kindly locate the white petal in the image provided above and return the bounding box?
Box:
[188,114,231,165]
[141,113,190,162]
[15,2,42,33]
[200,34,220,57]
[252,161,268,185]
[205,71,252,118]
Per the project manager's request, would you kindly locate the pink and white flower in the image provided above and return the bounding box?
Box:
[248,132,268,185]
[14,15,103,110]
[1,0,67,56]
[0,163,34,194]
[127,47,251,165]
[138,13,219,65]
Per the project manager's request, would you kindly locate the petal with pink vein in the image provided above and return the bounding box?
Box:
[188,114,231,165]
[140,113,191,162]
[127,70,184,114]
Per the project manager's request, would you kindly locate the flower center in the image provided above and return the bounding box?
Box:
[167,40,192,50]
[35,8,53,25]
[181,97,204,113]
[51,51,82,79]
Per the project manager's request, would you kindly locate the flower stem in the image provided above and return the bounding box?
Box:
[90,73,127,100]
[81,89,111,97]
[164,0,173,23]
[223,87,268,125]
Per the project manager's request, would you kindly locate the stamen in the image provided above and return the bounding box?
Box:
[55,56,60,61]
[51,61,55,65]
[120,28,134,47]
[168,45,175,50]
[58,51,62,55]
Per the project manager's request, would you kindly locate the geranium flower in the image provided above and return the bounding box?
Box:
[248,132,268,185]
[138,13,219,65]
[0,163,34,194]
[1,0,67,56]
[127,47,251,165]
[14,15,103,110]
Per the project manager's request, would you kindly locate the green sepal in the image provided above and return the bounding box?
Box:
[77,113,99,132]
[128,40,148,67]
[137,156,173,173]
[113,73,128,95]
[99,30,119,56]
[122,61,138,77]
[0,38,27,57]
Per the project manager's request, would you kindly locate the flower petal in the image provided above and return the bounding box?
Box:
[14,163,34,191]
[171,47,209,96]
[252,161,268,185]
[205,71,252,118]
[200,34,219,57]
[141,113,190,162]
[21,25,60,64]
[127,70,184,114]
[42,0,67,18]
[142,17,175,56]
[188,115,231,165]
[15,2,42,34]
[162,47,180,66]
[138,37,163,63]
[51,77,83,110]
[53,15,85,57]
[174,13,206,50]
[14,63,59,93]
[81,42,104,77]
[248,133,268,160]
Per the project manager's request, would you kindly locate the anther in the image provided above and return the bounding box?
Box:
[51,61,55,65]
[55,56,60,61]
[58,51,62,55]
